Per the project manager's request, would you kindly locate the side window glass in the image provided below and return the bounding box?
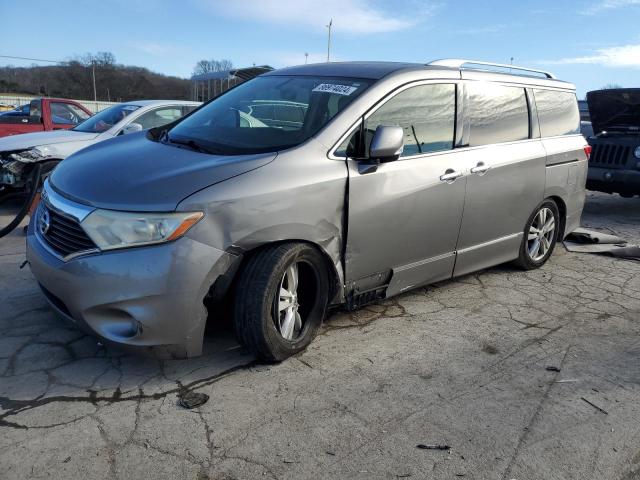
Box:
[466,83,529,146]
[364,84,456,158]
[29,100,42,119]
[51,102,80,125]
[335,128,361,158]
[533,89,580,137]
[134,107,183,130]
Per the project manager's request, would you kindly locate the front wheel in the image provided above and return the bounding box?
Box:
[513,200,560,270]
[232,243,330,362]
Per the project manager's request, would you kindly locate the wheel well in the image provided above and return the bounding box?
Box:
[547,195,567,239]
[247,240,342,302]
[206,240,343,317]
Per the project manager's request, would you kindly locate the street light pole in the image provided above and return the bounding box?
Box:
[326,19,332,63]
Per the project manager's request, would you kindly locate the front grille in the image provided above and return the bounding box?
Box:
[589,143,630,168]
[39,205,97,257]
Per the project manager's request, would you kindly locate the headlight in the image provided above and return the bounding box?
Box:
[81,210,204,250]
[634,146,640,159]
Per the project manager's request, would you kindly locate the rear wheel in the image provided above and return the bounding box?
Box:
[513,200,560,270]
[232,243,330,362]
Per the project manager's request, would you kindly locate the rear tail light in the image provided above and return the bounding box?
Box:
[583,145,592,160]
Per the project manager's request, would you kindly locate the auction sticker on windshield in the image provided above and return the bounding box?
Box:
[313,84,358,96]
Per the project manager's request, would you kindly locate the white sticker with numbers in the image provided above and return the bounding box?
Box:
[312,83,358,95]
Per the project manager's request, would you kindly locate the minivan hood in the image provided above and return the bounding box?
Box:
[50,132,276,211]
[0,130,98,151]
[587,88,640,135]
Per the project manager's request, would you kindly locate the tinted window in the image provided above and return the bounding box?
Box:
[363,83,456,157]
[467,83,529,146]
[534,89,580,137]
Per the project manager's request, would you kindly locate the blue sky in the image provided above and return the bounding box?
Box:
[2,0,640,97]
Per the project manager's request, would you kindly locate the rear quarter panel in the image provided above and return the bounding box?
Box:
[542,134,588,236]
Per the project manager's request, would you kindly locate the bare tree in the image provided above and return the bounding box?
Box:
[192,59,234,76]
[600,83,623,90]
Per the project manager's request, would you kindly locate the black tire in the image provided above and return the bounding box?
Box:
[513,199,560,270]
[0,163,42,239]
[232,242,330,362]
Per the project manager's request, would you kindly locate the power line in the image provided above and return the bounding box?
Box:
[0,54,61,64]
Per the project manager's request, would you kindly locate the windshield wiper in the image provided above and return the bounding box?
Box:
[166,135,217,154]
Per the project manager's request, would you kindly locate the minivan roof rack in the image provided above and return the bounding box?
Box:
[428,59,556,79]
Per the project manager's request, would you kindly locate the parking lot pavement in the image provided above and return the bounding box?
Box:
[1,192,639,480]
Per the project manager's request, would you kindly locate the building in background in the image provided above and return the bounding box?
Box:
[191,65,273,102]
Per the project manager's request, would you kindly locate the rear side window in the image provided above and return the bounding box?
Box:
[534,89,580,137]
[466,83,529,146]
[364,83,456,157]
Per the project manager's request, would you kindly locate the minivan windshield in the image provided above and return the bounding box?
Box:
[167,75,373,155]
[73,104,141,133]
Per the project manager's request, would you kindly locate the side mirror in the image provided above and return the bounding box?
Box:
[369,125,403,162]
[122,122,143,135]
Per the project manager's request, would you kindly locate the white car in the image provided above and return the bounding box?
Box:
[0,100,201,185]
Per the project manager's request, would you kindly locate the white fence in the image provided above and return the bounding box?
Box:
[0,95,117,113]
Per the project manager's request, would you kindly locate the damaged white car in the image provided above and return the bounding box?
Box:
[0,100,200,237]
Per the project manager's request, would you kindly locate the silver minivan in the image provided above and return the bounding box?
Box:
[26,60,589,361]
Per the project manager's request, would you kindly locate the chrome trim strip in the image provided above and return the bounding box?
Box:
[394,251,455,273]
[456,232,522,255]
[37,180,100,262]
[42,179,94,223]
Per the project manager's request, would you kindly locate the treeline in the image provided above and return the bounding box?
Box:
[0,52,191,102]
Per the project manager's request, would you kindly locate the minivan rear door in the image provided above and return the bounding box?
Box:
[343,82,467,298]
[453,82,546,276]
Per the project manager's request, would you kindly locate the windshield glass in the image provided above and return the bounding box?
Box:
[168,75,373,155]
[73,104,141,133]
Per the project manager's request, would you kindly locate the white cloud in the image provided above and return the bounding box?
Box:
[583,0,640,15]
[541,44,640,67]
[197,0,438,34]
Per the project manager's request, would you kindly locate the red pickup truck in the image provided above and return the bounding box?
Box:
[0,98,93,138]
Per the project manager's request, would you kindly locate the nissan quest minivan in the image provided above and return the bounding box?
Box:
[26,60,589,361]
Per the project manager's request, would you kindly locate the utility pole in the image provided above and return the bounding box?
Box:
[326,19,332,63]
[92,61,97,103]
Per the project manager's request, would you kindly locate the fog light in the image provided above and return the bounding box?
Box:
[634,146,640,159]
[604,172,613,181]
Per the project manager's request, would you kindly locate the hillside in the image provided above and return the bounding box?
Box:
[0,60,191,102]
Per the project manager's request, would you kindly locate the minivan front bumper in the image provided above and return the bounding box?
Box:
[26,219,238,358]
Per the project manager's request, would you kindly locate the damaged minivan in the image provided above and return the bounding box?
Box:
[27,60,589,361]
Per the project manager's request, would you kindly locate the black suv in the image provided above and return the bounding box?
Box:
[586,89,640,197]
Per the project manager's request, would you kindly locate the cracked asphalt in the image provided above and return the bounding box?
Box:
[1,191,639,480]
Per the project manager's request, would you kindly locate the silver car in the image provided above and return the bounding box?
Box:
[26,60,589,361]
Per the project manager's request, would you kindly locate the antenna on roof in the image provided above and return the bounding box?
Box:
[326,19,332,63]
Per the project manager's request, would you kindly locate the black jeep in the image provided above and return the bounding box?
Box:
[586,88,640,197]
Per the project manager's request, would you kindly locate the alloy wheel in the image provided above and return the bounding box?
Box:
[276,262,303,340]
[527,207,555,262]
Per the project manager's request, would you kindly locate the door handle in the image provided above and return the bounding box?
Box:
[470,162,491,175]
[440,169,463,182]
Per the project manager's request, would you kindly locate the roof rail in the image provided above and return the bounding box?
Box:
[428,59,556,79]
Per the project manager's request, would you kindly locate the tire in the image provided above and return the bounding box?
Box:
[0,163,42,239]
[232,242,330,362]
[513,199,560,270]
